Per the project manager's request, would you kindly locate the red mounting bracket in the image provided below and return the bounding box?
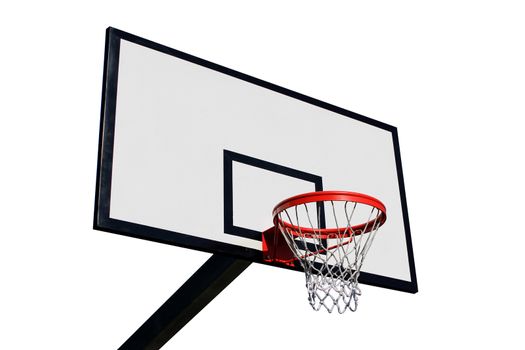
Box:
[261,227,296,266]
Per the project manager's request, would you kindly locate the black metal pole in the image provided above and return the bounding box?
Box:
[118,254,251,350]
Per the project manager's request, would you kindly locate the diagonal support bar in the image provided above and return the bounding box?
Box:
[118,254,251,350]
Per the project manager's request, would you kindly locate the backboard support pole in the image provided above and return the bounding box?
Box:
[118,254,252,350]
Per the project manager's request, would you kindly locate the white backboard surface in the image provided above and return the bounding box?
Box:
[95,28,417,292]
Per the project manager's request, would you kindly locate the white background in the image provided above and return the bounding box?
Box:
[1,1,524,349]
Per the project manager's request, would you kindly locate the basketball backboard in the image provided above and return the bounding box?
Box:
[94,27,417,293]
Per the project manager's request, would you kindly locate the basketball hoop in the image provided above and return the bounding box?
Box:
[263,191,387,313]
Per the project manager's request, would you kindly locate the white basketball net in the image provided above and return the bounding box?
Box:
[276,200,383,313]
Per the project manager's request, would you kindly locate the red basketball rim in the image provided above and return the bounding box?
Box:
[272,191,387,239]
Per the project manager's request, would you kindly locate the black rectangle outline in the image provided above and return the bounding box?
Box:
[223,149,324,241]
[94,27,418,293]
